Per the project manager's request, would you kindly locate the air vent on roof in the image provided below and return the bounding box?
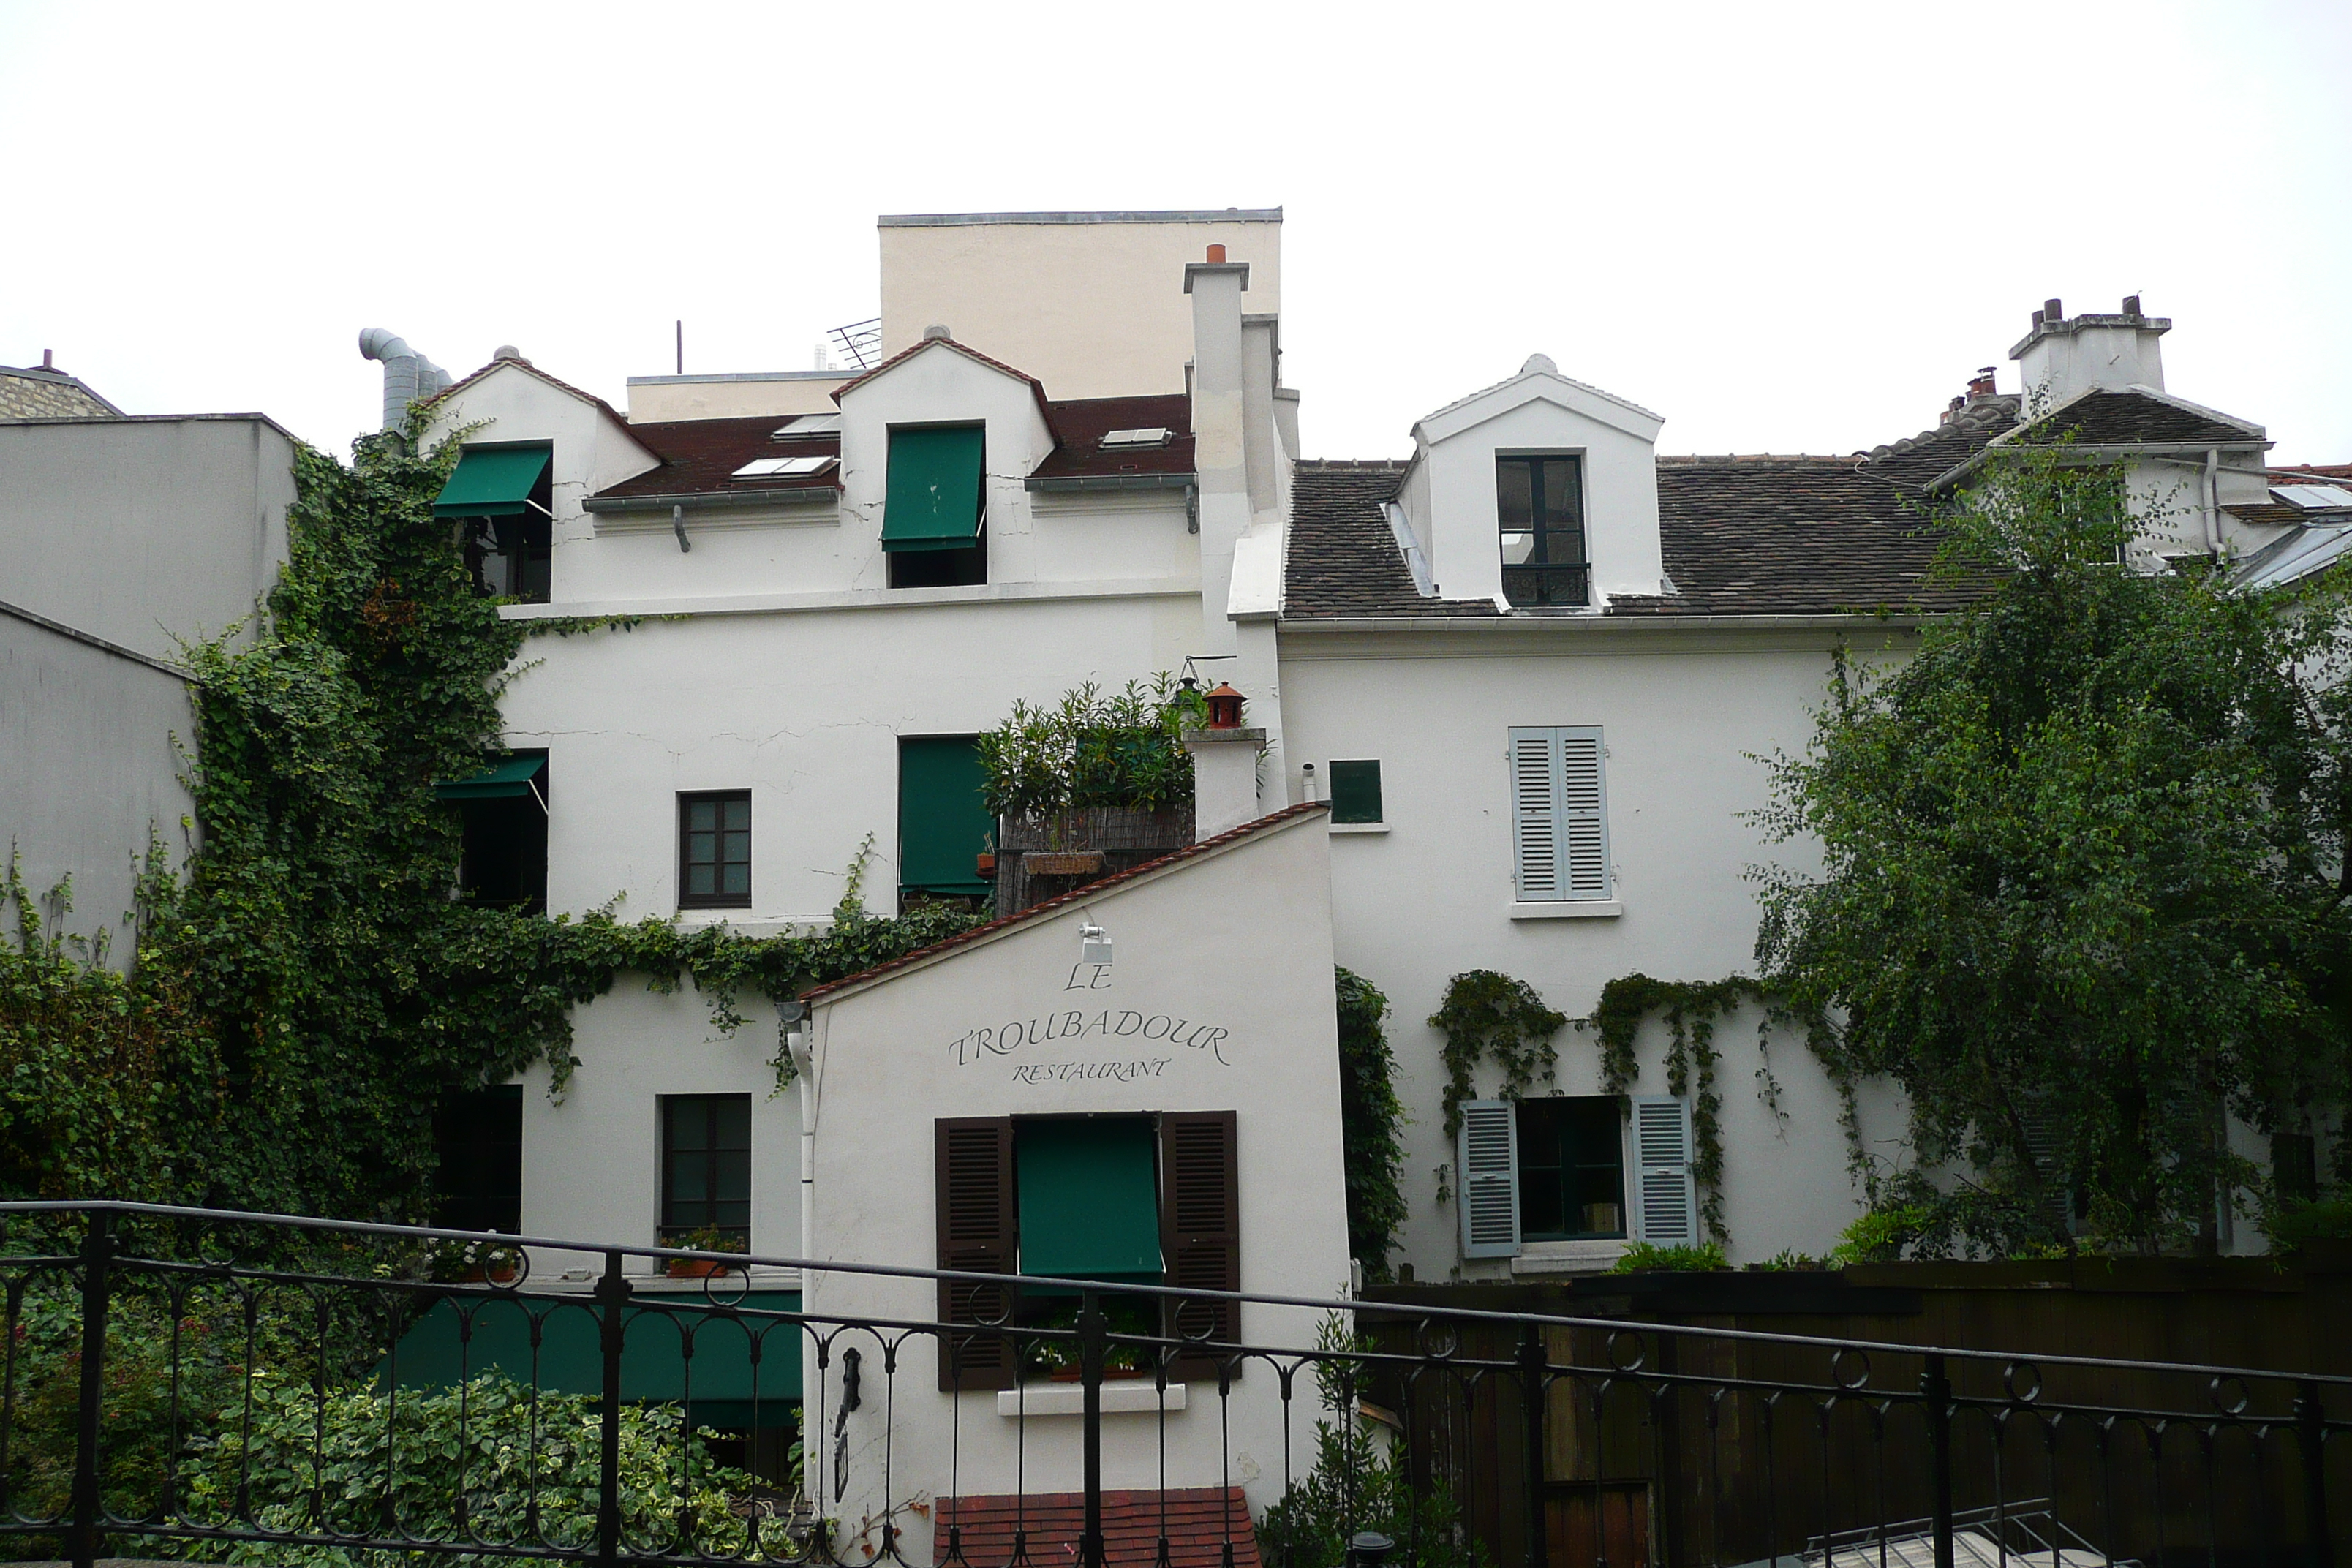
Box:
[732,456,837,480]
[1100,427,1172,451]
[774,413,843,440]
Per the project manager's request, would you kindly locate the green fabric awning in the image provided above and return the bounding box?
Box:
[881,426,984,551]
[435,754,546,801]
[1017,1119,1162,1293]
[434,445,551,519]
[388,1290,802,1427]
[897,736,992,897]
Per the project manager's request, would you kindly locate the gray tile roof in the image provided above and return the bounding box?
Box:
[1284,400,2019,621]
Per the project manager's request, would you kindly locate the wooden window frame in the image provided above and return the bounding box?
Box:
[659,1093,753,1248]
[1496,453,1590,608]
[677,789,752,910]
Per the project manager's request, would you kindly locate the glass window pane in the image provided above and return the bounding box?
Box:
[1497,459,1534,532]
[721,829,750,864]
[723,799,751,831]
[687,864,715,896]
[687,829,715,863]
[689,799,717,832]
[715,1150,751,1205]
[1501,529,1536,565]
[715,1096,752,1147]
[721,863,750,895]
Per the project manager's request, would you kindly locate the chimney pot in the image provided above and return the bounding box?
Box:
[1206,244,1226,263]
[2122,294,2141,316]
[2043,297,2064,322]
[921,323,951,341]
[2031,309,2046,328]
[1204,682,1245,729]
[40,349,53,371]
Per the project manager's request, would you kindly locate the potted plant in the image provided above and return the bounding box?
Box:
[429,1236,525,1286]
[1022,1297,1156,1382]
[663,1224,747,1278]
[976,832,997,878]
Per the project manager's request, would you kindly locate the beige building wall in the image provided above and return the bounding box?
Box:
[878,210,1283,399]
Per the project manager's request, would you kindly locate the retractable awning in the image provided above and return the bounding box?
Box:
[1017,1118,1162,1292]
[434,754,546,801]
[881,426,984,551]
[434,445,551,519]
[389,1291,803,1428]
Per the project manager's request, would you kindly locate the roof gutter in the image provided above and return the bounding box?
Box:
[584,486,840,516]
[1277,611,1937,636]
[1931,438,2272,492]
[1023,472,1198,494]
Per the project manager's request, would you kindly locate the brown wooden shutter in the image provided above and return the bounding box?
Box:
[1159,1109,1240,1379]
[935,1116,1016,1391]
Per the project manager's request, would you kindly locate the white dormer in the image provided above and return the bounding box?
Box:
[833,331,1058,589]
[1397,355,1666,610]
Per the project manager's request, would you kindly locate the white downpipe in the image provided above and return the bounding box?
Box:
[2204,448,2223,559]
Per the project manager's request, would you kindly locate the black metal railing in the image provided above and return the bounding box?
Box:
[2,1201,2345,1568]
[1499,562,1590,610]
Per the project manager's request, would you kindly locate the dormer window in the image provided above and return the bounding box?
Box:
[1497,454,1588,608]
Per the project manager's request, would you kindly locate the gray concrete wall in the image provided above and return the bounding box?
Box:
[0,414,296,962]
[0,610,195,963]
[0,415,297,663]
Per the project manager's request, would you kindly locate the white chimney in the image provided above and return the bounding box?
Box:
[1186,246,1251,657]
[2011,295,2170,410]
[1183,682,1263,841]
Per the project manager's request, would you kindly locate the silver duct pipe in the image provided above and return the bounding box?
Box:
[358,327,452,431]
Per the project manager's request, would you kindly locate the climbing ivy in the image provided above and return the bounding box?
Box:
[0,423,979,1223]
[1428,970,1568,1142]
[1333,967,1407,1279]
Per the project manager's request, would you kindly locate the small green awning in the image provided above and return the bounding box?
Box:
[1018,1119,1162,1293]
[881,426,984,551]
[434,754,546,801]
[388,1290,802,1428]
[898,736,992,898]
[434,445,551,519]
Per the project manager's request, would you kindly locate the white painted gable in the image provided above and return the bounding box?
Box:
[1397,356,1667,608]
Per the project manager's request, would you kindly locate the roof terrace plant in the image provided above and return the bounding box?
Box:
[977,675,1208,819]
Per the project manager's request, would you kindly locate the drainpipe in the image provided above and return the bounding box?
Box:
[2204,448,2223,559]
[672,504,691,553]
[788,1019,815,1275]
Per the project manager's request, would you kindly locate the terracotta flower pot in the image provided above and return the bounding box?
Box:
[976,852,998,875]
[667,1256,741,1280]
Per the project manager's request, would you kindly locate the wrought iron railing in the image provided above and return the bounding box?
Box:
[1499,563,1590,610]
[2,1201,2344,1568]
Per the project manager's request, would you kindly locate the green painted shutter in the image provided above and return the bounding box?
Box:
[881,426,985,551]
[434,445,551,518]
[1016,1118,1163,1290]
[1328,759,1383,824]
[897,736,992,898]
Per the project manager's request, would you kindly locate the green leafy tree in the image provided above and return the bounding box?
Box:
[1756,449,2352,1255]
[1335,968,1408,1279]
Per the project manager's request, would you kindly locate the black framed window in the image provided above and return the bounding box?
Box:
[1328,759,1383,825]
[661,1093,752,1246]
[1515,1096,1625,1240]
[678,791,751,908]
[1498,454,1589,608]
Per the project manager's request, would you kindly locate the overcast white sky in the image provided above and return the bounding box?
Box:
[3,1,2345,464]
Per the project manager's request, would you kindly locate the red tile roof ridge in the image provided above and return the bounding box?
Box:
[829,335,1055,421]
[802,802,1330,1003]
[423,357,649,456]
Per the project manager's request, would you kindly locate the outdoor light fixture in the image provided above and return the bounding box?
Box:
[1079,921,1113,967]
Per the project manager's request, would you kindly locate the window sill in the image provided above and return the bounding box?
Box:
[1328,822,1389,835]
[1510,1240,1629,1277]
[996,1381,1188,1417]
[1508,900,1622,919]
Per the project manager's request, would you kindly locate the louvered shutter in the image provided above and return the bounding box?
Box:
[1628,1096,1697,1246]
[1458,1100,1521,1259]
[935,1117,1016,1391]
[1509,729,1560,900]
[1558,728,1610,899]
[1160,1110,1240,1378]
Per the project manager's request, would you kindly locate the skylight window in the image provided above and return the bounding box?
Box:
[1099,427,1172,451]
[773,413,843,440]
[2276,483,2352,512]
[731,455,836,480]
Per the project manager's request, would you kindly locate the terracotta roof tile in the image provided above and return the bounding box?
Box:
[935,1486,1259,1568]
[802,804,1330,1003]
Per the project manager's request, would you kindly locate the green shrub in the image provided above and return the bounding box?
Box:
[1610,1241,1728,1273]
[1828,1205,1934,1267]
[976,676,1207,818]
[2268,1196,2352,1254]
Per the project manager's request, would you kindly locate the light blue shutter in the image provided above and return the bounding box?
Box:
[1509,730,1560,900]
[1558,728,1610,900]
[1458,1100,1520,1259]
[1629,1096,1697,1245]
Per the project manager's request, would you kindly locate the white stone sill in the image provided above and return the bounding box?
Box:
[500,576,1199,622]
[1510,1240,1629,1277]
[1508,900,1623,919]
[997,1382,1189,1417]
[1328,822,1389,835]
